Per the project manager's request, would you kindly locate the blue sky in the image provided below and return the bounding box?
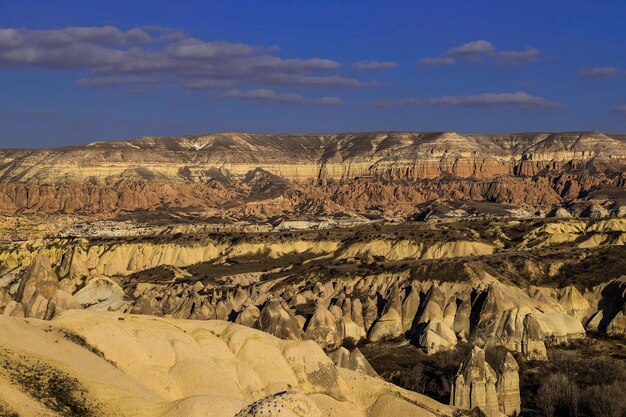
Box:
[0,0,625,147]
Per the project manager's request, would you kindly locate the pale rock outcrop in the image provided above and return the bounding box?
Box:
[585,277,626,335]
[73,276,126,311]
[362,297,378,331]
[521,314,548,360]
[188,297,216,320]
[259,298,302,340]
[0,310,455,417]
[368,308,403,342]
[215,300,231,320]
[236,304,261,328]
[234,391,321,417]
[342,315,365,342]
[327,347,378,377]
[304,304,344,350]
[607,311,626,335]
[132,293,162,316]
[450,346,500,416]
[418,285,447,324]
[548,207,573,218]
[401,286,421,332]
[3,300,24,317]
[557,286,591,321]
[418,320,457,354]
[15,253,81,319]
[350,298,367,336]
[496,353,521,416]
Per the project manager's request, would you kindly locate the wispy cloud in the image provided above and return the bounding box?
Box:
[421,40,540,66]
[0,25,370,95]
[317,96,344,106]
[422,91,560,108]
[612,105,626,114]
[364,98,419,108]
[495,47,540,65]
[221,89,307,103]
[352,60,398,71]
[579,67,618,78]
[420,57,455,66]
[446,40,495,60]
[220,89,344,106]
[365,92,560,109]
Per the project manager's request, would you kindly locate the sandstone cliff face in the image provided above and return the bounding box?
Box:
[0,131,624,216]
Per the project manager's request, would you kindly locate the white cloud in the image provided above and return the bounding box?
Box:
[317,96,344,106]
[422,40,540,66]
[221,88,307,103]
[421,91,560,108]
[0,25,369,94]
[495,47,540,65]
[580,67,618,78]
[352,60,398,71]
[365,98,419,108]
[612,104,626,114]
[446,40,495,59]
[220,89,345,106]
[420,57,455,66]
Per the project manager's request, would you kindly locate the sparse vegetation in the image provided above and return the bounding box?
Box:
[520,337,626,417]
[60,330,117,367]
[0,400,19,417]
[0,348,99,417]
[362,335,626,417]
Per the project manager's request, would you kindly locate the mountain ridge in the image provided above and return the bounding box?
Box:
[0,131,624,217]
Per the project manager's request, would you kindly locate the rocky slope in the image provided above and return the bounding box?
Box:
[0,310,456,417]
[0,131,624,217]
[1,219,624,362]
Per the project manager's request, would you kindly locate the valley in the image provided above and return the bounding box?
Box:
[0,131,625,417]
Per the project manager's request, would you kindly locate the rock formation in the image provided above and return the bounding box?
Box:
[1,214,625,417]
[303,304,344,350]
[0,310,455,417]
[11,253,81,319]
[450,346,500,416]
[4,219,621,357]
[258,298,302,340]
[327,347,378,377]
[496,353,521,416]
[450,346,521,416]
[1,131,625,417]
[0,131,624,217]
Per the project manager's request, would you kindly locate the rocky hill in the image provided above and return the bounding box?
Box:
[0,310,455,417]
[0,131,624,217]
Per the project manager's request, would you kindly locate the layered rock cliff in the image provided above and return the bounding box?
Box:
[0,131,624,217]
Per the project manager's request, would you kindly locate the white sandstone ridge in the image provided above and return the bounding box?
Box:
[0,237,493,280]
[0,238,342,279]
[338,239,496,261]
[0,310,455,417]
[518,218,626,249]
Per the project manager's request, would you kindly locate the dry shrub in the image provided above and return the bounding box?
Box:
[579,383,626,417]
